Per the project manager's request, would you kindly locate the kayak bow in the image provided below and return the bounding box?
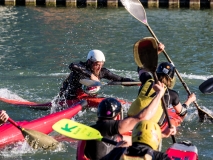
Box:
[0,100,87,148]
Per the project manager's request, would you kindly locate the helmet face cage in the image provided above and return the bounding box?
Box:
[156,62,175,79]
[97,98,122,119]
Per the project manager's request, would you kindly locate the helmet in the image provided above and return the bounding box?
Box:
[132,120,161,150]
[82,85,100,96]
[87,50,105,62]
[156,62,175,79]
[97,98,122,119]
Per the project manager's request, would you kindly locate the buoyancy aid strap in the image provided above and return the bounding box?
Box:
[142,79,155,97]
[144,79,154,96]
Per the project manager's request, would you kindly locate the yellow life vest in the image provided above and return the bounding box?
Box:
[127,79,165,125]
[119,153,152,160]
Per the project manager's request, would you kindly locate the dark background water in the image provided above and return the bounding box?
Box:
[0,6,213,159]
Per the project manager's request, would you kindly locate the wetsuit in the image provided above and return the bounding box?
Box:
[101,143,171,160]
[59,61,134,99]
[84,119,122,160]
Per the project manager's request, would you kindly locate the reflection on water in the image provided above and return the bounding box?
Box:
[0,6,213,159]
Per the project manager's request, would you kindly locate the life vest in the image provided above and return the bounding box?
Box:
[119,153,152,160]
[127,79,165,126]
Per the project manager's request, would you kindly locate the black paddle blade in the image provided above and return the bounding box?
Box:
[199,78,213,94]
[22,129,59,150]
[133,37,158,73]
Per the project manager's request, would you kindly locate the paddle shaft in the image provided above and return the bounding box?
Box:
[102,138,118,145]
[107,81,141,86]
[8,118,22,130]
[146,24,207,120]
[152,72,176,143]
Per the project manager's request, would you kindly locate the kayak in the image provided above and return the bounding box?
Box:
[0,100,87,149]
[76,108,183,160]
[166,141,198,159]
[0,92,130,110]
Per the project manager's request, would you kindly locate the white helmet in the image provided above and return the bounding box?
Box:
[87,50,105,62]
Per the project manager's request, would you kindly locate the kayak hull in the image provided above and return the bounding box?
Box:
[0,100,87,149]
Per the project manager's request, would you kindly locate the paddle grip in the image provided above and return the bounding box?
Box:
[101,138,118,145]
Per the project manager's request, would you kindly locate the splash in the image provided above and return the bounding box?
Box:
[0,140,66,159]
[0,88,26,101]
[180,73,213,80]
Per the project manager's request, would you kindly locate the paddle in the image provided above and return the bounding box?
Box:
[79,79,141,87]
[133,37,176,143]
[199,78,213,94]
[52,119,117,145]
[8,117,59,150]
[120,0,213,122]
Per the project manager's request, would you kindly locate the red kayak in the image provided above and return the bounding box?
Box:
[0,100,87,149]
[166,141,198,160]
[0,93,130,110]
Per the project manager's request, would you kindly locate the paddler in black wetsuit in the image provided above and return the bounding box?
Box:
[102,120,174,160]
[127,37,196,129]
[82,81,176,160]
[0,110,9,126]
[59,49,135,99]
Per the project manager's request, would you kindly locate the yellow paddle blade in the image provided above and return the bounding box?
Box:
[52,119,103,141]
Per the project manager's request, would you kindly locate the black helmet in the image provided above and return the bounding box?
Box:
[156,62,175,79]
[97,98,122,119]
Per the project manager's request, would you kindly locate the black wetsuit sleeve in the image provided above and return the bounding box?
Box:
[168,89,180,106]
[69,62,92,77]
[101,147,126,160]
[59,75,70,93]
[101,68,134,82]
[153,151,171,160]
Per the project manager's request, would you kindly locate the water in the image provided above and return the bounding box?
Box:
[0,6,213,159]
